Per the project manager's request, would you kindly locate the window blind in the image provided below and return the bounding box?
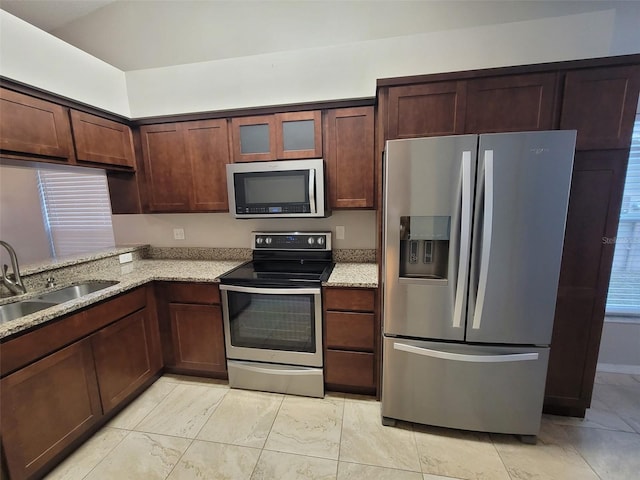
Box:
[607,115,640,316]
[37,169,115,258]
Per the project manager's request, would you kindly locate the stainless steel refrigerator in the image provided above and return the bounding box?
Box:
[381,131,576,439]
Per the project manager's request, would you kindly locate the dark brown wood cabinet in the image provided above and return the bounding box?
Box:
[70,110,135,169]
[545,150,629,416]
[323,287,378,394]
[157,282,227,376]
[324,107,375,209]
[91,308,162,414]
[140,119,230,212]
[0,87,74,162]
[464,73,558,133]
[386,81,466,139]
[0,339,102,480]
[560,65,640,150]
[231,110,322,162]
[0,286,159,479]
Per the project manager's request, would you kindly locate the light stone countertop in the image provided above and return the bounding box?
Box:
[0,259,379,340]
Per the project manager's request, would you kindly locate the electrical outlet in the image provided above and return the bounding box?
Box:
[336,226,345,240]
[118,252,133,264]
[173,228,185,240]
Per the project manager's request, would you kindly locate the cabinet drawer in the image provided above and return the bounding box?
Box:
[324,288,375,312]
[164,282,220,304]
[325,312,374,351]
[325,350,375,388]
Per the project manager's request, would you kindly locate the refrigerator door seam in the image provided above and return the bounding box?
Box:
[472,150,494,330]
[393,342,539,363]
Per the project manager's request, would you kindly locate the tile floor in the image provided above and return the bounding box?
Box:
[45,372,640,480]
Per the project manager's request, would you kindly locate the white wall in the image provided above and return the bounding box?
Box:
[112,210,376,250]
[0,11,130,116]
[0,164,52,265]
[598,319,640,374]
[125,9,630,117]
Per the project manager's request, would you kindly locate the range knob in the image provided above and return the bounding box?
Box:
[307,237,315,245]
[265,237,272,245]
[317,236,325,246]
[256,237,264,245]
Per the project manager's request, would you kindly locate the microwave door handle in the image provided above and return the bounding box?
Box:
[308,168,316,214]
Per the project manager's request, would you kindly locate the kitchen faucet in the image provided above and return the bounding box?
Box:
[0,241,27,295]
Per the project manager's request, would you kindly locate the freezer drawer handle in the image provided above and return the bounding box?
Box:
[393,342,539,363]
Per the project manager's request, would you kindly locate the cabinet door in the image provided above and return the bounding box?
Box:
[0,88,73,161]
[183,119,231,211]
[544,150,628,416]
[140,123,191,211]
[275,110,322,159]
[560,65,640,150]
[0,339,102,480]
[91,308,162,413]
[70,110,135,168]
[465,73,558,133]
[169,303,227,374]
[231,115,277,162]
[325,107,375,208]
[387,81,466,139]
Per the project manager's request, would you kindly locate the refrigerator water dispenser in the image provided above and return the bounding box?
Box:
[399,216,450,280]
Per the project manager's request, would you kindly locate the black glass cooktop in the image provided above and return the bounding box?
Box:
[219,259,334,287]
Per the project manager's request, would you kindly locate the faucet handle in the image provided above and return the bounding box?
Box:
[2,264,7,278]
[46,277,56,288]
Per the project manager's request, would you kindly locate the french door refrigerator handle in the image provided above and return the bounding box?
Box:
[452,151,473,328]
[309,168,316,214]
[472,150,494,330]
[393,342,539,363]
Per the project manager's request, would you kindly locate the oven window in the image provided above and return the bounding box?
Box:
[227,291,316,353]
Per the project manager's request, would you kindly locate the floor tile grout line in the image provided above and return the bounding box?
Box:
[189,385,230,440]
[337,395,347,466]
[76,428,133,480]
[118,379,179,431]
[161,437,196,480]
[249,392,286,479]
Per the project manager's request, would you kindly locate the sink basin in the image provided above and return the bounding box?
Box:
[35,281,119,304]
[0,281,120,324]
[0,301,58,323]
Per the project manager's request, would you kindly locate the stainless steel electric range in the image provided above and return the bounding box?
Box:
[218,231,333,398]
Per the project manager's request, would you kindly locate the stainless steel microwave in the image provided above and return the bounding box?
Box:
[226,159,328,218]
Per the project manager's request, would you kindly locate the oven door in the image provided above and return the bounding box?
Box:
[220,284,323,367]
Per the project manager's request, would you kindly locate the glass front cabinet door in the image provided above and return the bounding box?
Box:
[231,111,322,162]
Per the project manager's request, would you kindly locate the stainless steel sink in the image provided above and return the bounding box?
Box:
[0,301,58,323]
[35,281,119,304]
[0,280,119,324]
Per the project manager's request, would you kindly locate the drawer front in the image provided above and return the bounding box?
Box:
[324,288,375,312]
[325,312,374,351]
[164,282,220,304]
[325,350,375,388]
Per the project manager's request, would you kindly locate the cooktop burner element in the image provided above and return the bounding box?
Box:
[219,232,334,287]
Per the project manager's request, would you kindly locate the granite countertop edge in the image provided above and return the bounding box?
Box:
[0,259,379,340]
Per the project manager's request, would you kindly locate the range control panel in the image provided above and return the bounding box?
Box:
[252,232,332,251]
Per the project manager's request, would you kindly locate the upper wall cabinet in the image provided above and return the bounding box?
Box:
[464,73,558,133]
[0,88,74,162]
[70,110,135,169]
[231,110,322,162]
[140,119,230,213]
[386,81,466,139]
[560,65,640,150]
[324,107,375,209]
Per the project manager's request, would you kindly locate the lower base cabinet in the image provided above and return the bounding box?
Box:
[157,282,227,377]
[323,287,378,395]
[0,339,102,480]
[92,309,162,414]
[0,287,161,480]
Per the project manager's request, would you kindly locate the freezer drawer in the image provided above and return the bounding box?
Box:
[381,338,549,435]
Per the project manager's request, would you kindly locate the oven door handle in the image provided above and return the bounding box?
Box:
[219,284,321,295]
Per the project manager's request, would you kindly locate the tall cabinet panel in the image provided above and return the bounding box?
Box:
[545,150,629,415]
